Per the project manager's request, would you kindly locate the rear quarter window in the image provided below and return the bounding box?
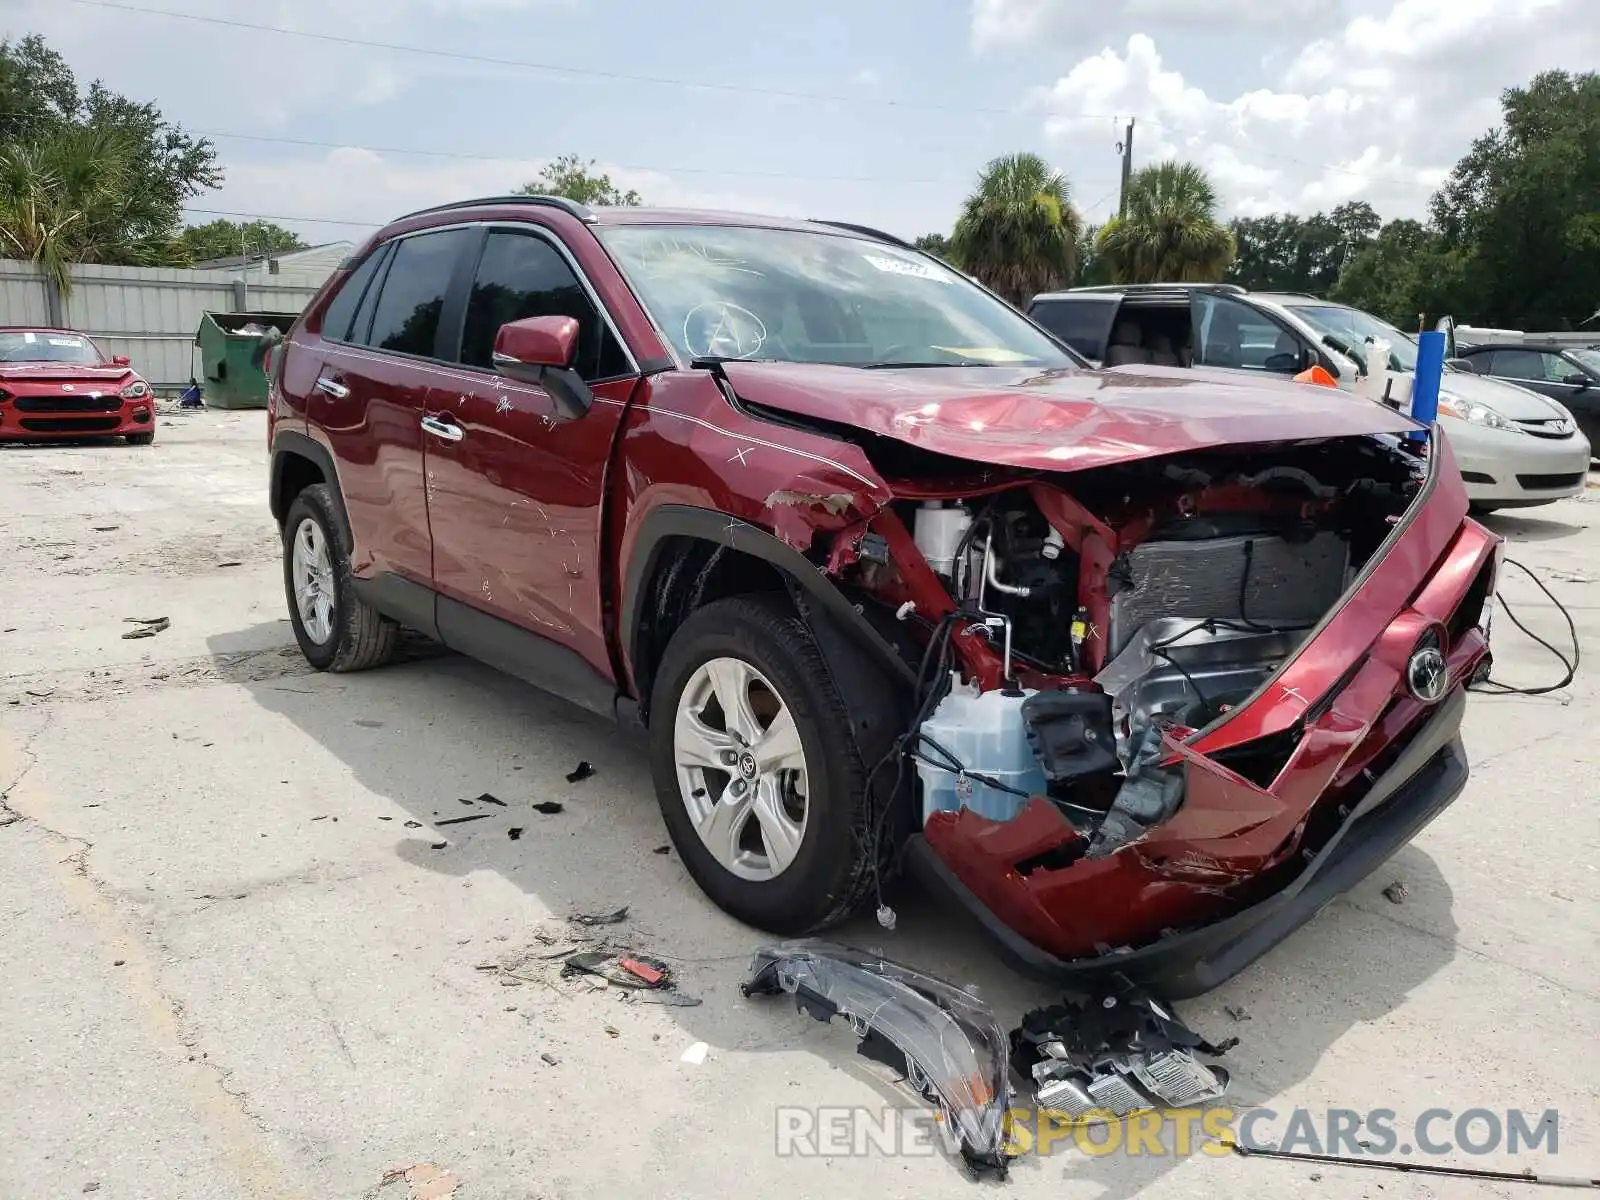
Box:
[317,247,388,343]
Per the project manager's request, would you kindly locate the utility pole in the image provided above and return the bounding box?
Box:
[1117,118,1136,217]
[240,228,250,312]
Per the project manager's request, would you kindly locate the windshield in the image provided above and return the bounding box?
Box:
[596,224,1082,369]
[0,331,105,365]
[1284,304,1419,373]
[1571,348,1600,375]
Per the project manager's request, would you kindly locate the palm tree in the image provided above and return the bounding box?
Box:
[949,152,1080,306]
[1096,161,1236,283]
[0,124,179,296]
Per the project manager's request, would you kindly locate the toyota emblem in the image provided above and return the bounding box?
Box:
[1406,645,1449,704]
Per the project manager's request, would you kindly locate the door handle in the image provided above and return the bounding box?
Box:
[421,415,464,443]
[314,377,350,399]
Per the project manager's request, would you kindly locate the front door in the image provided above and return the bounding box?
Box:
[422,225,639,682]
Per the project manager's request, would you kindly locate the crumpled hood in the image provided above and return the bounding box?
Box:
[719,361,1421,472]
[0,362,131,384]
[1439,370,1571,421]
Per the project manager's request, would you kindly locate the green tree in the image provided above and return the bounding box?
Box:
[0,35,219,287]
[1429,70,1599,327]
[0,124,191,295]
[1227,202,1378,295]
[180,219,306,263]
[912,232,952,259]
[520,154,641,206]
[949,152,1080,306]
[1097,161,1235,283]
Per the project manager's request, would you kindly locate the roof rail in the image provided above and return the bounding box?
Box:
[1071,281,1248,295]
[393,194,594,223]
[810,220,920,252]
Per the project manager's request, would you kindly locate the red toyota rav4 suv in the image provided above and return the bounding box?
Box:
[268,196,1498,995]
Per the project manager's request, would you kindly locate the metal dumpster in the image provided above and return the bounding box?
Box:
[194,311,298,409]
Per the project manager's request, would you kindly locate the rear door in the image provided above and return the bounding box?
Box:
[1027,295,1121,362]
[309,227,475,590]
[422,223,639,683]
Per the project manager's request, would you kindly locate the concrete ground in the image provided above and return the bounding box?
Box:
[1,409,1595,1200]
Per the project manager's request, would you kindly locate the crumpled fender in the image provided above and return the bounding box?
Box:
[742,941,1013,1176]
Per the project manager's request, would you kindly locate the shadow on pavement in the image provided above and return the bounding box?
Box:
[1480,510,1586,542]
[207,619,1459,1190]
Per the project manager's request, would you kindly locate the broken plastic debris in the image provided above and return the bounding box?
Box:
[540,1051,559,1065]
[532,801,564,815]
[563,951,672,989]
[120,616,170,640]
[742,941,1013,1176]
[652,844,671,855]
[403,820,423,829]
[435,813,492,827]
[571,906,629,926]
[1011,983,1234,1123]
[680,1040,709,1065]
[566,761,596,783]
[507,827,524,841]
[477,792,507,807]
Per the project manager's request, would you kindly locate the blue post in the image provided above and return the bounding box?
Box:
[1411,330,1446,441]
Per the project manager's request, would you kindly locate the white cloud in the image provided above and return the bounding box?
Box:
[1026,0,1600,220]
[855,67,882,86]
[972,0,1335,51]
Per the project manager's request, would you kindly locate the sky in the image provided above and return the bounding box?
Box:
[7,0,1598,248]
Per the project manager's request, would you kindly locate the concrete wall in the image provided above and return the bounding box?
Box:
[0,258,329,390]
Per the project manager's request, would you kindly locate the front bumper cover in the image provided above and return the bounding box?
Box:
[908,686,1469,998]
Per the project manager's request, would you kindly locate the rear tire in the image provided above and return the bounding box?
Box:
[282,483,398,672]
[126,431,154,446]
[649,595,876,935]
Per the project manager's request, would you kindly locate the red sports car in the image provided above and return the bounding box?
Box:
[0,327,156,444]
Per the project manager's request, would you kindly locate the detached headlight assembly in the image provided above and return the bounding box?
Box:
[1437,390,1520,432]
[119,380,150,399]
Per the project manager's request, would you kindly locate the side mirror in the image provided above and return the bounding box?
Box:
[492,315,591,419]
[112,354,132,367]
[1562,372,1590,389]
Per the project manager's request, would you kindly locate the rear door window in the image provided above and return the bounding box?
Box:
[1027,296,1120,359]
[457,230,631,381]
[363,229,474,359]
[318,246,388,343]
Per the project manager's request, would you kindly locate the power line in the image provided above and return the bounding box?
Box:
[184,206,382,229]
[190,129,973,187]
[70,0,1106,122]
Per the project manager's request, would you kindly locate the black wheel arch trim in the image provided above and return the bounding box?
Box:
[619,504,917,708]
[270,429,352,554]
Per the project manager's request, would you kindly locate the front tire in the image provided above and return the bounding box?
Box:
[649,595,875,935]
[126,431,154,446]
[282,483,398,672]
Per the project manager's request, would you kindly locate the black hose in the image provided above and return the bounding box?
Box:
[1469,557,1579,696]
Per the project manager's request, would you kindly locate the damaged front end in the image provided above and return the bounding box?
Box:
[742,941,1014,1176]
[809,424,1496,996]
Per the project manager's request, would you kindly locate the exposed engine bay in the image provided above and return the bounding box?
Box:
[857,434,1426,857]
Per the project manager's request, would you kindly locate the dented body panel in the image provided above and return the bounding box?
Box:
[269,203,1496,992]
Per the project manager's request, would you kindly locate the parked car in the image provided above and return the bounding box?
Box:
[1028,286,1590,513]
[1452,341,1600,450]
[0,327,156,445]
[268,198,1497,995]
